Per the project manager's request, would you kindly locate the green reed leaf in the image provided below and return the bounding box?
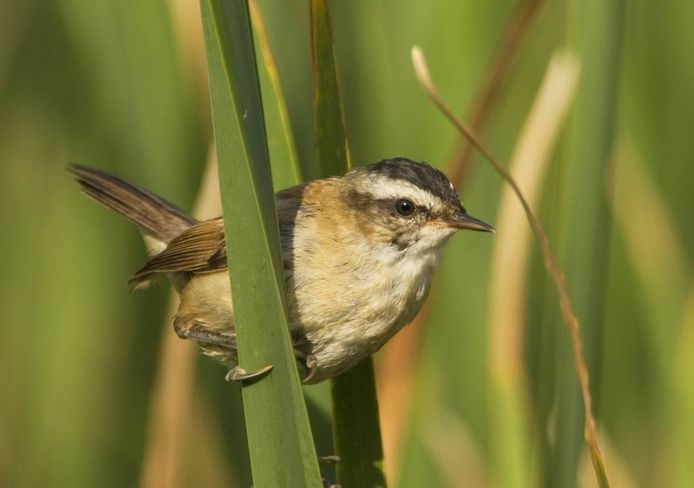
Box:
[201,0,322,485]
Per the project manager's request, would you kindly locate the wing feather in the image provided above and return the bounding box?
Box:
[130,218,227,286]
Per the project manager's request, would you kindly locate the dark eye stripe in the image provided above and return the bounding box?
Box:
[345,189,436,220]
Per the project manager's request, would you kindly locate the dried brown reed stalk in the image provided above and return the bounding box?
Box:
[377,3,544,479]
[411,46,609,487]
[139,152,221,488]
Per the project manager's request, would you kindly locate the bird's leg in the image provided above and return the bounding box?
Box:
[176,322,237,348]
[182,323,314,382]
[291,329,319,384]
[175,321,273,384]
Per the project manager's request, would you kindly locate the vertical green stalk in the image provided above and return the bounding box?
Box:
[309,0,386,486]
[310,0,352,175]
[201,1,322,486]
[251,0,336,457]
[250,0,303,190]
[552,0,624,486]
[332,362,386,486]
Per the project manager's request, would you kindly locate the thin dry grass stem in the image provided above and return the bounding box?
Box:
[139,149,222,488]
[446,0,544,186]
[577,436,637,488]
[377,5,543,475]
[412,46,609,486]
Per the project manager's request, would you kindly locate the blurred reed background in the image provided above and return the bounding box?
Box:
[1,0,692,487]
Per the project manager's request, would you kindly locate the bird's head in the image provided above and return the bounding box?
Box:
[341,158,494,255]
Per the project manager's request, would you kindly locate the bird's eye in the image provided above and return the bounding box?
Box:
[395,198,415,216]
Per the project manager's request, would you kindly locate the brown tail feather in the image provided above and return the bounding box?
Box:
[69,164,197,244]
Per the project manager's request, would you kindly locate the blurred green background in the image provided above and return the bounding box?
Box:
[1,0,692,487]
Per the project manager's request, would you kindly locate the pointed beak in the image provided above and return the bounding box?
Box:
[447,211,495,233]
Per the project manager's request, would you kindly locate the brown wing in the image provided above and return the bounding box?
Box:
[129,182,309,287]
[130,217,227,286]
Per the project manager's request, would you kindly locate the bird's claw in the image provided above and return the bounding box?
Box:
[318,455,341,464]
[225,364,273,384]
[301,354,318,384]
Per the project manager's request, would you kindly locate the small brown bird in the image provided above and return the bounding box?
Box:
[71,158,493,383]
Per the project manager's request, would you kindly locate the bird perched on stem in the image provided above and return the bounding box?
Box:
[70,158,493,384]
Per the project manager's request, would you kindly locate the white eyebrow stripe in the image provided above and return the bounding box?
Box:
[361,176,440,209]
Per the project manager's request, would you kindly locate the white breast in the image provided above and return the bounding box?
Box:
[294,237,442,380]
